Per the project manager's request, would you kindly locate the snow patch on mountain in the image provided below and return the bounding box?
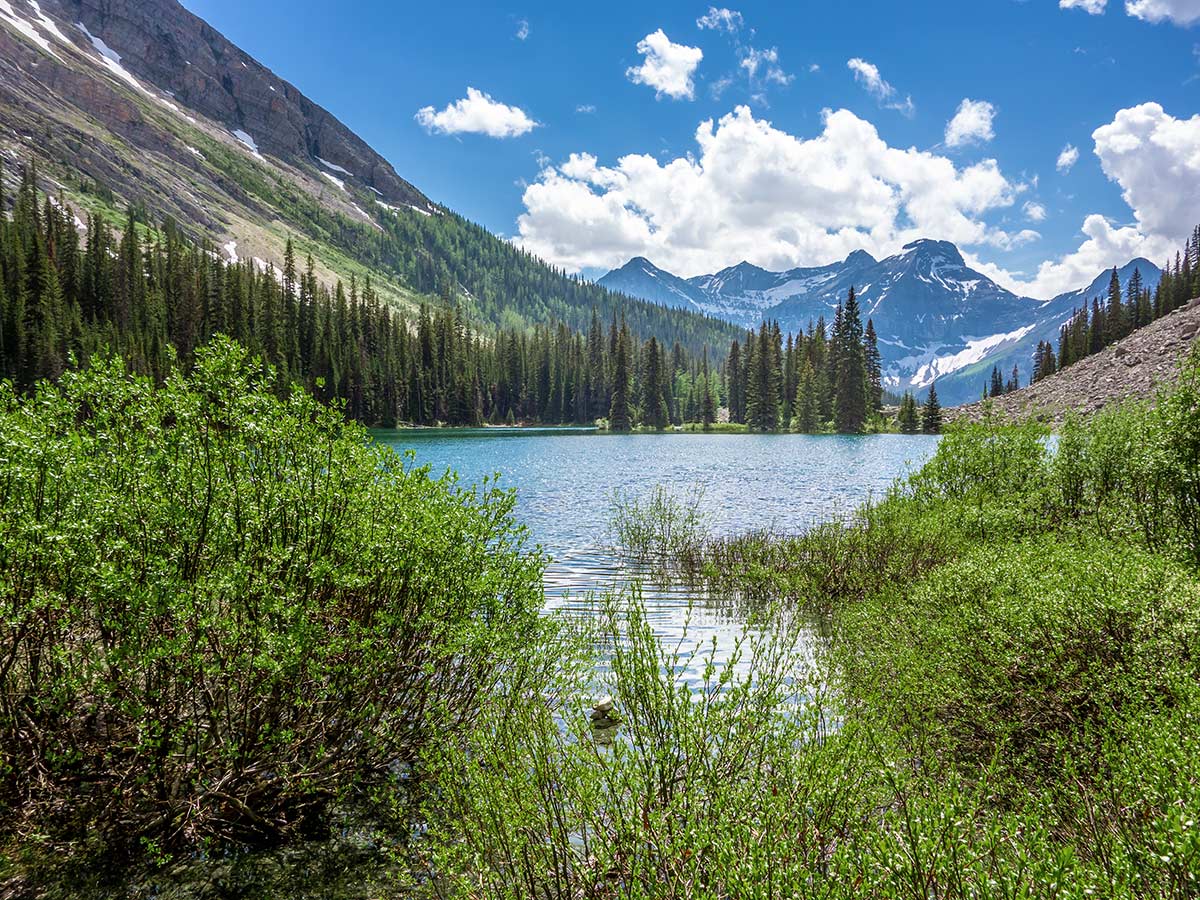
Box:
[910,324,1037,388]
[0,0,61,57]
[320,171,346,191]
[231,129,263,159]
[77,21,179,114]
[316,156,352,177]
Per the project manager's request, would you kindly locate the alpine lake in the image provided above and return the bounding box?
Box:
[372,427,940,691]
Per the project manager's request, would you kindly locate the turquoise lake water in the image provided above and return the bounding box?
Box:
[372,428,940,684]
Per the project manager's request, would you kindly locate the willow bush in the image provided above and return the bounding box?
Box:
[0,338,544,863]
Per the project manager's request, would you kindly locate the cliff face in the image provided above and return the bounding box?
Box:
[0,0,432,276]
[947,297,1200,426]
[37,0,425,208]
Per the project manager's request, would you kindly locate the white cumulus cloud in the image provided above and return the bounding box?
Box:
[1060,0,1107,13]
[1015,215,1172,298]
[988,103,1194,298]
[1125,0,1200,25]
[847,58,915,116]
[1060,0,1200,24]
[626,30,704,100]
[945,99,997,147]
[696,7,743,32]
[1057,144,1080,172]
[416,87,538,138]
[515,106,1019,277]
[1024,201,1047,222]
[1093,102,1200,245]
[515,18,529,40]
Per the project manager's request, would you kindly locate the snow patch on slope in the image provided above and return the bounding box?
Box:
[76,21,182,114]
[28,1,68,43]
[48,195,86,231]
[911,324,1036,388]
[316,156,352,177]
[231,129,263,159]
[0,0,61,58]
[320,171,346,191]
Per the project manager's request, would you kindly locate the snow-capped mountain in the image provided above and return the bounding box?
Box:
[597,258,711,312]
[599,242,1162,405]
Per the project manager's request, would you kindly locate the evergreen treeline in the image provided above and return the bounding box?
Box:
[199,143,739,357]
[0,166,739,428]
[1038,227,1200,384]
[1,166,946,434]
[985,363,1021,399]
[718,287,932,434]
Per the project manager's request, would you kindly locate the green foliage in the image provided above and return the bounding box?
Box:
[0,339,544,864]
[609,485,711,560]
[424,590,866,900]
[3,166,747,431]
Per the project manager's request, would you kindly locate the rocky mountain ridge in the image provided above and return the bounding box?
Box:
[600,245,1162,405]
[0,0,740,353]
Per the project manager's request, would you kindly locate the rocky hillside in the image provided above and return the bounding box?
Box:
[0,0,434,302]
[947,296,1200,426]
[0,0,738,351]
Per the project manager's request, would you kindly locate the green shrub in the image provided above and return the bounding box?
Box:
[422,590,878,900]
[0,339,544,862]
[838,536,1200,787]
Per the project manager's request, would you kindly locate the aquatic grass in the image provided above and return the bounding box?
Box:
[609,484,711,562]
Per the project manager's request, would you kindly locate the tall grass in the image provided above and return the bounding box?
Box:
[609,485,711,561]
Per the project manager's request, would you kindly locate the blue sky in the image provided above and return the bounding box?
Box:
[182,0,1199,298]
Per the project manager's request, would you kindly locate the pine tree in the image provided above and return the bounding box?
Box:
[864,318,882,412]
[1107,267,1125,342]
[641,335,669,429]
[609,324,632,432]
[700,348,715,430]
[726,338,744,424]
[833,288,868,433]
[897,391,919,434]
[793,359,818,433]
[922,382,942,434]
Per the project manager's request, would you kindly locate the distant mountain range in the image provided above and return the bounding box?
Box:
[599,243,1162,405]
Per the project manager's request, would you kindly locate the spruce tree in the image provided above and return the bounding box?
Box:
[609,326,632,432]
[833,289,868,433]
[642,335,669,429]
[726,338,744,424]
[864,318,883,412]
[700,348,715,430]
[922,382,942,434]
[898,391,919,434]
[793,359,818,433]
[1107,267,1125,342]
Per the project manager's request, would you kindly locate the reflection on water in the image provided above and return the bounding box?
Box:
[373,429,939,687]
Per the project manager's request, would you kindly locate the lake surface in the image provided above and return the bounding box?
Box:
[372,428,939,685]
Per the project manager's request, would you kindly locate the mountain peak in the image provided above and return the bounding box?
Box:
[845,249,876,266]
[902,239,965,266]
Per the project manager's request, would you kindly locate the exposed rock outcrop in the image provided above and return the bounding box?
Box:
[37,0,427,208]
